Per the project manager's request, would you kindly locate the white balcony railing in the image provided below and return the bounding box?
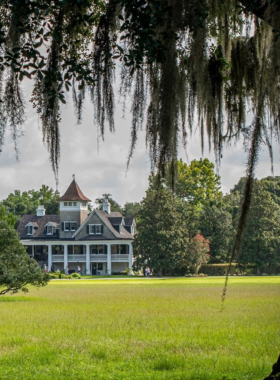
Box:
[51,254,129,262]
[90,254,107,261]
[67,255,86,262]
[52,255,64,262]
[111,254,129,261]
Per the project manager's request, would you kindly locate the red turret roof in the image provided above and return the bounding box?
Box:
[58,179,91,202]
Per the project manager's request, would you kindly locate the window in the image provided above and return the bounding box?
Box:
[27,225,33,235]
[95,225,102,234]
[46,226,53,235]
[97,263,103,271]
[88,224,103,235]
[70,222,77,231]
[81,202,87,207]
[73,202,77,206]
[69,201,72,206]
[63,221,77,232]
[64,202,68,206]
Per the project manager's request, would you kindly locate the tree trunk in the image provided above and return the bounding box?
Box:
[263,354,280,379]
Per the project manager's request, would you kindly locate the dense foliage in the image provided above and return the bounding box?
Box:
[0,204,15,227]
[134,160,280,275]
[133,177,189,275]
[0,185,60,228]
[0,220,49,295]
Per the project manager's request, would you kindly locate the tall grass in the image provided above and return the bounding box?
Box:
[0,277,279,379]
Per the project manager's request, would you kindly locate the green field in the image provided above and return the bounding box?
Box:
[0,277,279,380]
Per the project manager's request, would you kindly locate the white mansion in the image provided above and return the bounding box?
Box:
[17,179,135,275]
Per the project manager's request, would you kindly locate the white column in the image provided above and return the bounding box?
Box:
[64,244,68,269]
[86,244,91,275]
[107,244,111,275]
[48,245,52,269]
[32,245,35,257]
[129,243,133,274]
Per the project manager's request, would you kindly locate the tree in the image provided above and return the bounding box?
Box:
[173,159,222,205]
[94,194,123,213]
[0,0,279,184]
[198,201,234,263]
[184,234,210,274]
[133,178,189,275]
[239,181,280,274]
[123,202,142,218]
[0,185,60,228]
[260,176,280,206]
[0,220,49,295]
[0,204,15,227]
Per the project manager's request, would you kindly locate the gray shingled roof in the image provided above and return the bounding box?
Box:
[124,218,135,226]
[18,215,60,239]
[108,217,123,225]
[95,210,134,239]
[78,235,113,241]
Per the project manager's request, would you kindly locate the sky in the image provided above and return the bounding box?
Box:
[0,80,279,207]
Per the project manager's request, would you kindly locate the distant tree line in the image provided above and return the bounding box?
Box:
[1,162,280,275]
[133,160,280,275]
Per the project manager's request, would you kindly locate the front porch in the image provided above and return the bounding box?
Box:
[23,242,133,275]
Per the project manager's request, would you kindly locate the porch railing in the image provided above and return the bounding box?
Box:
[50,254,129,262]
[52,255,64,262]
[111,254,129,261]
[67,254,86,262]
[90,254,107,261]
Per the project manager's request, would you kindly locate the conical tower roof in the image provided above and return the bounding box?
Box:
[58,179,91,202]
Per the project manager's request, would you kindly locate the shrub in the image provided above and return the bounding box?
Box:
[199,263,237,276]
[70,273,81,279]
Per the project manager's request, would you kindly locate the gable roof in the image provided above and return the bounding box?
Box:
[25,222,39,228]
[73,209,134,240]
[58,179,91,202]
[18,215,60,239]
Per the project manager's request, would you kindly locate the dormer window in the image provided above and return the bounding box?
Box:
[27,225,33,235]
[46,226,53,235]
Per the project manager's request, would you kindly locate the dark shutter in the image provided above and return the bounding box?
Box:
[61,222,64,231]
[44,226,47,235]
[101,225,104,234]
[87,225,90,234]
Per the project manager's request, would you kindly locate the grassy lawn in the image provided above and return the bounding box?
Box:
[0,277,279,380]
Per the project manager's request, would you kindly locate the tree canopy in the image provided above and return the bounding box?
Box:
[133,176,189,275]
[0,0,279,184]
[0,220,49,295]
[94,193,123,213]
[0,185,60,228]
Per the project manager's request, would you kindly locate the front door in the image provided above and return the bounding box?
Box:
[92,263,97,275]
